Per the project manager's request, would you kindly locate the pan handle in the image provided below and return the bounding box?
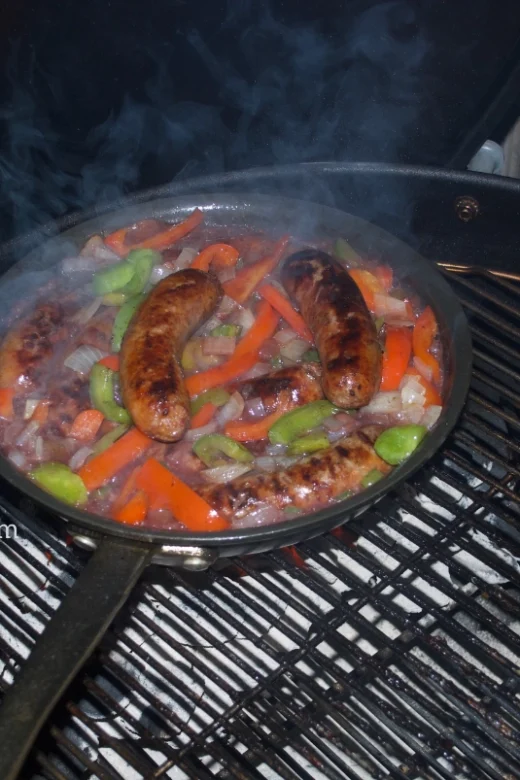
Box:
[0,538,153,780]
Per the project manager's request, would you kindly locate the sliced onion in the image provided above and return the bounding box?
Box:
[244,396,265,418]
[73,297,103,325]
[239,362,271,380]
[174,247,198,270]
[259,338,281,361]
[202,336,236,356]
[16,420,40,447]
[217,295,237,319]
[237,307,255,333]
[23,399,40,420]
[202,463,252,484]
[397,405,425,424]
[362,391,402,415]
[216,392,245,426]
[275,455,300,468]
[80,235,120,262]
[400,375,426,407]
[34,436,44,461]
[323,412,358,439]
[374,294,411,321]
[274,328,298,345]
[422,405,442,429]
[233,502,282,529]
[8,451,26,469]
[184,421,218,442]
[280,338,309,362]
[68,446,93,471]
[149,265,174,285]
[64,345,106,375]
[255,456,277,472]
[61,256,98,275]
[218,267,236,283]
[265,443,287,457]
[413,356,434,382]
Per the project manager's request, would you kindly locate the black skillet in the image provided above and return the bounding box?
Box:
[0,193,472,778]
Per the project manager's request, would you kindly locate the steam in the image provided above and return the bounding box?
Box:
[0,1,430,244]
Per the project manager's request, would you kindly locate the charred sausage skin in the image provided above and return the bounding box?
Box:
[281,250,381,408]
[198,426,389,519]
[235,363,323,413]
[120,269,222,442]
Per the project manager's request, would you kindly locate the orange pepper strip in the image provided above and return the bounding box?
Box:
[374,265,393,292]
[405,368,442,407]
[98,355,120,372]
[32,400,50,425]
[69,409,105,442]
[191,243,240,271]
[186,301,279,397]
[258,283,313,341]
[0,388,15,420]
[191,402,217,428]
[224,408,287,442]
[77,428,153,491]
[412,306,441,384]
[223,235,290,303]
[135,458,229,531]
[114,490,148,525]
[104,208,204,256]
[348,269,384,312]
[380,327,413,392]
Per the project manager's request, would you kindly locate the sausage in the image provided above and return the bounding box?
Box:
[281,250,381,408]
[198,426,389,520]
[120,269,222,442]
[0,303,67,390]
[235,363,323,414]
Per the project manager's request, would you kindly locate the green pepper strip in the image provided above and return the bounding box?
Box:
[93,261,136,296]
[302,348,320,363]
[335,238,361,266]
[374,424,427,466]
[89,364,131,424]
[268,400,334,445]
[193,433,253,468]
[190,388,230,416]
[361,468,384,488]
[287,432,330,457]
[211,324,241,338]
[29,463,88,506]
[120,249,159,296]
[112,294,145,352]
[91,423,129,456]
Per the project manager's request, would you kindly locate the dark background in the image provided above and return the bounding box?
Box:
[1,0,520,237]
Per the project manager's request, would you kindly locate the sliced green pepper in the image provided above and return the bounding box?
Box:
[271,355,284,369]
[191,388,230,416]
[287,432,330,457]
[102,292,128,306]
[374,424,427,466]
[361,468,384,488]
[93,261,135,296]
[268,400,334,445]
[374,317,384,333]
[335,238,361,267]
[29,463,88,506]
[112,294,145,352]
[193,433,253,467]
[336,490,352,502]
[120,249,158,295]
[90,364,131,424]
[211,324,241,338]
[302,348,320,363]
[91,423,129,456]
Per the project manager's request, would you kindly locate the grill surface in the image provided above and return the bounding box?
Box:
[0,267,519,779]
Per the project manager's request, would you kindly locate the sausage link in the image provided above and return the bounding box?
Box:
[281,250,381,408]
[198,426,389,520]
[235,363,323,413]
[120,269,222,442]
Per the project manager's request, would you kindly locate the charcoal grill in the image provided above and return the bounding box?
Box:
[0,163,517,779]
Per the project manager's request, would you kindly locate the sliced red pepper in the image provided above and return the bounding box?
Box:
[191,243,240,271]
[223,235,290,304]
[349,269,385,312]
[104,209,204,256]
[412,306,441,384]
[380,327,413,391]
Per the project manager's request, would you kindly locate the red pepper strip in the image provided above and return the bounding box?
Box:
[232,300,279,359]
[224,407,287,442]
[374,265,393,292]
[258,283,313,341]
[114,490,148,525]
[412,305,441,384]
[104,208,204,256]
[135,458,229,531]
[77,428,153,491]
[97,355,120,372]
[191,243,240,271]
[348,269,385,312]
[0,388,15,420]
[380,327,413,391]
[405,368,442,407]
[223,235,290,303]
[191,402,217,428]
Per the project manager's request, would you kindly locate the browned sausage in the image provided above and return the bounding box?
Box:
[235,363,323,413]
[0,303,67,390]
[281,250,381,408]
[198,426,389,520]
[120,269,222,442]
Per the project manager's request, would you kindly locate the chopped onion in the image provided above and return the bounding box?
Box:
[184,421,218,442]
[422,405,442,429]
[16,420,40,447]
[275,456,300,468]
[265,443,287,457]
[274,328,298,345]
[239,362,271,380]
[216,392,245,426]
[413,356,434,382]
[323,412,358,439]
[374,294,410,320]
[64,345,106,375]
[218,267,236,283]
[23,399,40,420]
[73,297,103,325]
[149,265,174,285]
[34,436,44,461]
[244,396,265,418]
[397,405,425,424]
[217,295,237,319]
[255,456,278,472]
[280,338,309,362]
[237,307,255,333]
[174,247,198,270]
[202,336,236,356]
[202,463,252,484]
[362,391,402,415]
[233,502,282,529]
[62,256,99,275]
[259,338,281,361]
[8,451,26,469]
[69,446,93,471]
[80,235,120,262]
[400,375,426,407]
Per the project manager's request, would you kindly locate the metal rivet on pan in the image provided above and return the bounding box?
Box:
[182,555,214,572]
[454,195,480,222]
[72,535,98,551]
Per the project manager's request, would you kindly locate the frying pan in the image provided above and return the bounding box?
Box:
[0,193,472,779]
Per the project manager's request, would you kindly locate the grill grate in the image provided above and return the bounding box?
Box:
[0,270,519,779]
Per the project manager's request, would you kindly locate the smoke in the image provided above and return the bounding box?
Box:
[0,0,431,242]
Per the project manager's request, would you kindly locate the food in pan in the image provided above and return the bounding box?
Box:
[0,210,444,531]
